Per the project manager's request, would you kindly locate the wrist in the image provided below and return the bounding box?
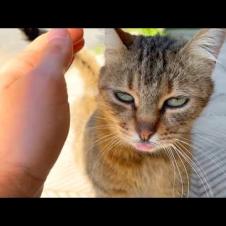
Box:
[0,164,45,197]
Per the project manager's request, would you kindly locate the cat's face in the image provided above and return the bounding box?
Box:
[98,29,225,154]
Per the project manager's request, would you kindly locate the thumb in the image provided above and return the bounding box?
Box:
[22,28,84,76]
[0,29,84,83]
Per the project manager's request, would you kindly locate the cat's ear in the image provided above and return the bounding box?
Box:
[181,29,226,62]
[105,29,134,63]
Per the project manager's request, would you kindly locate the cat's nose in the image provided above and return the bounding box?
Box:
[136,121,155,142]
[139,129,154,142]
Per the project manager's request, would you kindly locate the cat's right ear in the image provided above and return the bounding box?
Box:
[105,29,134,64]
[181,29,226,63]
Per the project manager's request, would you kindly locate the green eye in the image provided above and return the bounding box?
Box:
[165,96,189,108]
[114,91,134,104]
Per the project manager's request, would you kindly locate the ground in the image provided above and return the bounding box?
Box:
[0,29,226,197]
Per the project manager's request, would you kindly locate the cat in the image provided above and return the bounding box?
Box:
[21,28,226,197]
[75,28,226,197]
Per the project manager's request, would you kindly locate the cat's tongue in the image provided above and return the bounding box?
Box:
[135,143,155,152]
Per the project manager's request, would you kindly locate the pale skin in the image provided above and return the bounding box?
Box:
[0,28,84,197]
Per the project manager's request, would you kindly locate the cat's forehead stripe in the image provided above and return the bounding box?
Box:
[129,35,186,88]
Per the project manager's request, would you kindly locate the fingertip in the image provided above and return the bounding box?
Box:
[67,29,84,45]
[73,38,85,53]
[48,29,70,40]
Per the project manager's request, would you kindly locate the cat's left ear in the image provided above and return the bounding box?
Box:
[181,29,226,62]
[105,29,135,64]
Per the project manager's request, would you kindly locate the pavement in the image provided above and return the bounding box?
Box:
[0,29,226,197]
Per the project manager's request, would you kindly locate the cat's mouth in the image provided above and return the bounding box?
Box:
[133,141,156,153]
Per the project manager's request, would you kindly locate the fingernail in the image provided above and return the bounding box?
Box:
[73,37,84,48]
[73,39,85,52]
[48,29,69,39]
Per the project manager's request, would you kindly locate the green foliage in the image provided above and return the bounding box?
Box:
[125,28,165,36]
[92,45,104,55]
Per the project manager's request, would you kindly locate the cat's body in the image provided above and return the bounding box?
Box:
[21,28,226,197]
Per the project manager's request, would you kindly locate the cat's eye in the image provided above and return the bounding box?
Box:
[165,96,189,108]
[114,91,134,104]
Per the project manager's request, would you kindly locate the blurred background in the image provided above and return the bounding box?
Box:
[0,28,226,197]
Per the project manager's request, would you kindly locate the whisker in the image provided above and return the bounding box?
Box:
[172,144,190,197]
[92,136,121,170]
[169,146,184,197]
[173,139,210,193]
[174,140,213,197]
[179,136,226,173]
[186,136,226,181]
[173,142,210,197]
[162,145,176,197]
